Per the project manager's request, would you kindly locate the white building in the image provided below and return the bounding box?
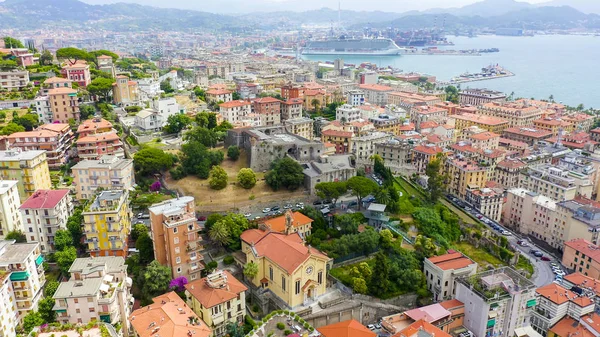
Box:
[137,78,160,100]
[19,189,73,254]
[424,251,477,302]
[0,181,23,239]
[53,256,132,335]
[34,96,53,124]
[134,108,163,132]
[0,70,30,90]
[351,132,393,167]
[0,267,17,337]
[336,104,362,123]
[72,156,135,201]
[346,90,365,106]
[0,240,45,325]
[281,98,303,121]
[152,97,181,118]
[218,100,252,124]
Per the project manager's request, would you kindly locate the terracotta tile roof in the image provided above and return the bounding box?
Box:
[404,303,451,322]
[564,239,600,264]
[427,251,475,271]
[395,320,452,337]
[184,271,247,309]
[8,130,58,139]
[39,123,70,133]
[549,316,594,337]
[469,132,500,141]
[590,127,600,134]
[497,158,526,169]
[571,295,594,307]
[76,132,120,143]
[240,230,330,274]
[48,87,78,95]
[398,123,416,131]
[219,100,250,108]
[413,145,443,155]
[318,319,376,337]
[130,292,211,337]
[261,211,313,233]
[534,118,570,127]
[206,89,232,95]
[453,113,509,126]
[77,118,113,134]
[322,129,353,138]
[439,299,464,310]
[19,190,70,210]
[304,89,326,96]
[503,127,552,138]
[536,283,576,305]
[419,121,439,130]
[281,98,303,105]
[44,77,71,84]
[563,273,600,296]
[358,84,394,92]
[253,97,282,104]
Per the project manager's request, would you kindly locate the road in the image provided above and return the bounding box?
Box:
[445,195,557,287]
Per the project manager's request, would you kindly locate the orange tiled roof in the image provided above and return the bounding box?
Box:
[76,132,120,143]
[48,87,78,95]
[253,97,282,104]
[39,123,70,133]
[219,100,250,108]
[184,271,247,308]
[322,129,353,138]
[130,292,211,337]
[395,320,452,337]
[77,118,113,134]
[206,89,232,95]
[564,239,600,264]
[549,316,594,337]
[358,84,394,92]
[439,299,464,310]
[318,319,376,337]
[261,211,313,233]
[503,127,552,138]
[44,76,71,84]
[469,132,500,141]
[536,283,576,305]
[564,273,600,296]
[413,145,443,155]
[453,113,509,126]
[427,251,475,271]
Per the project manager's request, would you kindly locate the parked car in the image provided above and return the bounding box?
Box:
[533,251,544,258]
[262,208,271,213]
[284,204,293,209]
[271,206,281,211]
[244,213,252,218]
[476,214,483,219]
[313,200,323,206]
[541,256,551,261]
[529,249,539,254]
[501,230,512,236]
[367,325,376,331]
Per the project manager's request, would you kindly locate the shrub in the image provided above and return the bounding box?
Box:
[223,255,235,265]
[276,322,285,330]
[227,145,240,160]
[303,323,310,329]
[249,194,255,200]
[252,304,260,312]
[284,329,293,336]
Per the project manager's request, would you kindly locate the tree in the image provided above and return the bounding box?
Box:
[87,77,115,101]
[12,114,39,131]
[350,262,373,281]
[184,127,218,147]
[265,157,305,191]
[3,36,24,48]
[209,221,232,248]
[237,168,256,189]
[169,276,188,292]
[67,208,84,250]
[179,141,223,179]
[444,85,459,104]
[38,297,56,323]
[226,322,246,337]
[5,230,26,243]
[414,235,437,258]
[40,50,54,65]
[335,214,360,234]
[370,252,390,296]
[425,155,446,203]
[80,104,96,120]
[163,114,191,134]
[352,277,368,294]
[374,188,392,205]
[44,280,60,297]
[53,230,73,251]
[160,80,174,94]
[143,260,171,296]
[315,181,347,205]
[56,247,77,274]
[577,103,585,111]
[205,213,224,232]
[88,50,119,66]
[311,98,320,112]
[22,311,44,334]
[133,148,174,176]
[131,224,148,242]
[209,166,228,190]
[56,47,90,66]
[347,176,378,210]
[380,229,394,250]
[243,261,259,280]
[232,92,241,100]
[227,146,240,160]
[136,232,155,265]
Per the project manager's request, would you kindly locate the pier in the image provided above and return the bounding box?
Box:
[444,65,515,84]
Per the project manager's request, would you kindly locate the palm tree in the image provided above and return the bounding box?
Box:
[340,116,347,125]
[375,188,391,205]
[243,261,258,281]
[311,98,320,113]
[208,221,231,248]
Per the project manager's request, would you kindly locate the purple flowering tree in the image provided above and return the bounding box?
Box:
[169,276,188,292]
[150,181,162,192]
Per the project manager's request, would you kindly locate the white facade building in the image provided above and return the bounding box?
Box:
[34,96,53,124]
[0,181,23,239]
[346,90,365,106]
[336,104,362,123]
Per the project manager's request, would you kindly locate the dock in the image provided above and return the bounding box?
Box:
[444,65,515,84]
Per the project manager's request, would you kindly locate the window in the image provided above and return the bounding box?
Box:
[282,276,286,291]
[295,280,301,295]
[176,257,181,264]
[445,281,449,287]
[269,266,273,281]
[318,271,323,284]
[173,227,178,234]
[174,237,179,244]
[177,267,182,274]
[89,308,95,312]
[76,309,80,313]
[175,247,180,254]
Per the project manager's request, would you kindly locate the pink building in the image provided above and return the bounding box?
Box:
[61,61,91,87]
[0,48,35,66]
[76,132,124,160]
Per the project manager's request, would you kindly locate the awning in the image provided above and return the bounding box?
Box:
[99,283,110,293]
[260,278,269,284]
[35,255,44,266]
[56,309,67,313]
[99,314,111,323]
[526,299,537,308]
[487,319,496,328]
[490,302,499,309]
[103,274,114,283]
[488,311,498,319]
[10,271,29,281]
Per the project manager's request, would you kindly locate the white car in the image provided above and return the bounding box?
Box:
[501,230,512,236]
[367,325,375,330]
[244,213,252,217]
[262,208,271,213]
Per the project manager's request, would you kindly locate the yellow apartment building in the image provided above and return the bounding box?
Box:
[83,190,131,257]
[445,157,488,199]
[451,113,510,135]
[0,150,51,201]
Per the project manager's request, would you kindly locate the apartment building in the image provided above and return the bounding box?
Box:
[112,75,139,106]
[97,55,116,78]
[424,251,477,302]
[346,90,365,106]
[562,273,600,310]
[561,239,600,278]
[410,106,448,129]
[253,97,282,126]
[0,267,17,337]
[72,155,134,200]
[358,84,393,106]
[412,144,444,174]
[0,150,52,202]
[284,117,313,140]
[61,61,91,87]
[205,89,233,103]
[336,104,362,123]
[501,127,553,146]
[445,158,488,200]
[519,164,593,201]
[494,158,526,189]
[280,83,300,100]
[458,89,506,106]
[562,113,595,133]
[452,113,510,134]
[455,267,536,337]
[83,190,131,257]
[530,282,595,336]
[550,197,600,250]
[0,181,22,239]
[77,132,124,161]
[19,189,72,254]
[130,292,212,337]
[238,229,331,309]
[303,89,329,111]
[468,131,500,150]
[503,188,556,241]
[381,301,465,336]
[533,118,573,136]
[0,240,45,323]
[53,256,132,335]
[375,138,414,175]
[369,114,404,135]
[40,77,72,96]
[478,101,545,127]
[218,100,251,124]
[48,87,80,124]
[149,197,204,281]
[548,315,600,337]
[465,187,503,222]
[321,129,354,154]
[351,132,393,167]
[185,270,247,337]
[280,98,303,121]
[34,96,52,124]
[0,70,30,90]
[7,123,75,168]
[387,91,442,107]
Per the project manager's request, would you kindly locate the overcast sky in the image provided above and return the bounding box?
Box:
[79,0,549,14]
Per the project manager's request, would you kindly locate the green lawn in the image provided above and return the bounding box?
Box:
[515,255,534,278]
[440,199,477,225]
[141,139,165,149]
[452,242,504,268]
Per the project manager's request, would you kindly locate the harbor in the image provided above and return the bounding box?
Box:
[446,64,514,84]
[400,47,500,56]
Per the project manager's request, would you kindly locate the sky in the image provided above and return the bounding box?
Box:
[79,0,550,14]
